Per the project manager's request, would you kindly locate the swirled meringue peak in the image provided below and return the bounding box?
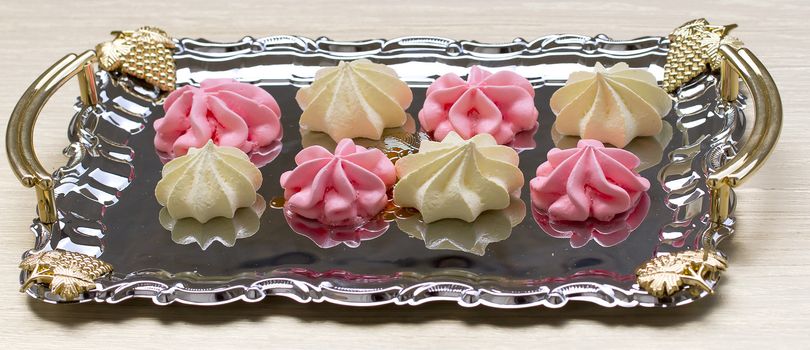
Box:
[530,139,650,222]
[419,66,538,145]
[295,59,413,141]
[280,139,397,225]
[154,78,283,163]
[156,141,263,223]
[550,62,672,148]
[393,132,524,223]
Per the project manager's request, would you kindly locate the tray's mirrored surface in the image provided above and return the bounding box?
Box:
[40,35,745,307]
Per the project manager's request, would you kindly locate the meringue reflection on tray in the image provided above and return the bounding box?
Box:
[396,196,525,256]
[284,208,389,249]
[157,139,282,168]
[506,122,539,153]
[551,121,673,172]
[300,113,422,156]
[532,193,650,248]
[159,195,266,250]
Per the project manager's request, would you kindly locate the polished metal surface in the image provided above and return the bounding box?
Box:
[24,34,747,307]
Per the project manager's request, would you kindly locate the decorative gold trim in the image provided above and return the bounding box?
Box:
[96,26,176,92]
[636,249,728,298]
[19,250,113,300]
[707,45,783,224]
[5,51,97,224]
[663,18,740,93]
[642,21,782,299]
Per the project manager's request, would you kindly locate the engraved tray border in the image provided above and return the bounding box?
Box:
[22,34,742,307]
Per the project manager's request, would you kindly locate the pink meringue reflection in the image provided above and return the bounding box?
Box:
[284,208,389,249]
[506,121,539,153]
[532,193,650,248]
[247,140,282,167]
[157,139,281,168]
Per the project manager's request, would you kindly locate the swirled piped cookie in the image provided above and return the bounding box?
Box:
[393,132,523,223]
[550,62,672,148]
[154,79,282,163]
[530,139,649,222]
[296,59,413,141]
[419,65,538,145]
[280,139,397,225]
[156,141,262,223]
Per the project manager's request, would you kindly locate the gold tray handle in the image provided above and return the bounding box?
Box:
[6,51,98,224]
[709,45,783,223]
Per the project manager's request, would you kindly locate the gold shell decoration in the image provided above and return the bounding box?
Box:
[96,26,176,92]
[663,19,741,93]
[19,249,113,300]
[635,249,728,298]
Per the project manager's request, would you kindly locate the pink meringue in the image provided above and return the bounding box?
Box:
[418,66,538,145]
[154,79,282,162]
[280,139,396,225]
[530,139,650,222]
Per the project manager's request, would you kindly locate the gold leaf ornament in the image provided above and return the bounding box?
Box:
[19,249,113,300]
[636,249,728,298]
[96,38,132,71]
[663,19,740,92]
[701,32,744,70]
[95,26,177,91]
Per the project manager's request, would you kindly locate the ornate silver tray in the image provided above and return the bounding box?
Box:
[6,19,781,308]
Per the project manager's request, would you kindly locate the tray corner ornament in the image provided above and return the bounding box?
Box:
[19,249,113,301]
[636,249,728,298]
[95,26,176,92]
[6,18,782,307]
[663,18,742,93]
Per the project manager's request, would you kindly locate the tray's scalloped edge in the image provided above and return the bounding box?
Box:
[23,34,736,308]
[173,34,669,61]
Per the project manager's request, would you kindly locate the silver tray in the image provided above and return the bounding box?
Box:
[6,21,782,308]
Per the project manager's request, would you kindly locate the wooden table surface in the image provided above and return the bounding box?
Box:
[2,1,808,348]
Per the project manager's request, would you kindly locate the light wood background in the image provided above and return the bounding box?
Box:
[1,1,808,348]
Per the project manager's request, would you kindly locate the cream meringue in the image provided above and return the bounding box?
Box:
[393,132,524,223]
[419,66,538,145]
[550,62,672,148]
[156,141,262,223]
[296,59,413,141]
[530,139,649,222]
[280,139,397,225]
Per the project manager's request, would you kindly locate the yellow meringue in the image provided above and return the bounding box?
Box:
[393,132,523,223]
[550,62,672,148]
[296,59,413,141]
[155,141,262,223]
